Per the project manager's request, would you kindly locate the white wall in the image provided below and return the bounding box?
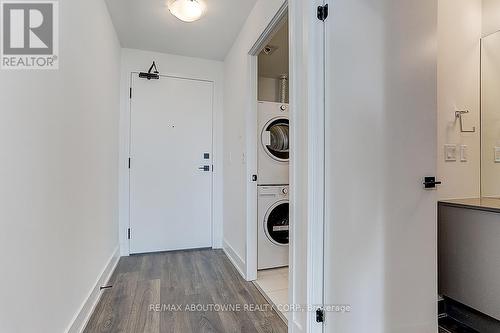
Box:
[0,0,121,332]
[222,0,285,275]
[119,48,224,255]
[437,0,482,200]
[483,0,500,37]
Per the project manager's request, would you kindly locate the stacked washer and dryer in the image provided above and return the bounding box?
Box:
[257,101,290,270]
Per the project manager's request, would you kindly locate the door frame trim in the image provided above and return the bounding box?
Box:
[123,72,220,255]
[245,1,325,332]
[245,1,288,283]
[288,0,326,331]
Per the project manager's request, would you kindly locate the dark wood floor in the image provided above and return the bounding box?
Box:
[84,249,287,333]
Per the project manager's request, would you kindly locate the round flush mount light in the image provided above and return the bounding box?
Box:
[168,0,205,22]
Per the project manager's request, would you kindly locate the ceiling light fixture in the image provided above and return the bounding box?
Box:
[168,0,205,22]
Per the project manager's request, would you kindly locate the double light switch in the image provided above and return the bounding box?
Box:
[445,144,467,162]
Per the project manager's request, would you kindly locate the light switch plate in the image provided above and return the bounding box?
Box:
[460,145,467,162]
[445,144,457,162]
[495,147,500,163]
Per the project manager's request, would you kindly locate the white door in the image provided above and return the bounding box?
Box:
[129,74,213,254]
[323,1,437,332]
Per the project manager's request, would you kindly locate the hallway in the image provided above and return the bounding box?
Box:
[0,0,459,332]
[84,249,286,332]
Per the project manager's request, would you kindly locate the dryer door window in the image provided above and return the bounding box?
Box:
[264,201,289,246]
[262,118,289,161]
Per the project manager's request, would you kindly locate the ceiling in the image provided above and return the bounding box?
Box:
[258,18,288,79]
[104,0,257,60]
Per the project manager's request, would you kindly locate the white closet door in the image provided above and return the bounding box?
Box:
[130,74,213,254]
[323,1,438,332]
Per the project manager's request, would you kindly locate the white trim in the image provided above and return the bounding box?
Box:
[305,17,325,333]
[248,2,289,56]
[211,75,224,250]
[305,1,325,332]
[65,247,120,333]
[245,54,259,282]
[288,0,325,332]
[222,239,246,279]
[245,1,289,284]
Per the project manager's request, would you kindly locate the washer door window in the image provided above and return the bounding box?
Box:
[264,201,289,246]
[262,118,289,161]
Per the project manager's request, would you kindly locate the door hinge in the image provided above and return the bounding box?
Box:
[128,158,131,169]
[317,4,329,21]
[316,308,325,323]
[129,87,132,99]
[128,228,131,239]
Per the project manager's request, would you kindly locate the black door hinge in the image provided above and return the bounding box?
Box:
[317,4,328,21]
[129,87,132,99]
[128,158,131,169]
[100,285,113,291]
[316,308,325,323]
[128,228,131,239]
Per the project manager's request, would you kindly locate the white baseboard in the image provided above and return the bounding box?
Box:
[65,246,120,333]
[222,239,246,279]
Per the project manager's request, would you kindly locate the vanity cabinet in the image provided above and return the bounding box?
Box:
[439,199,500,321]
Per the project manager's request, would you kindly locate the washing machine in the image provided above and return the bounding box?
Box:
[258,185,289,269]
[258,101,289,185]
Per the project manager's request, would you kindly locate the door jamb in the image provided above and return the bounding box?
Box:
[245,1,289,283]
[288,1,326,331]
[245,0,327,331]
[301,0,326,331]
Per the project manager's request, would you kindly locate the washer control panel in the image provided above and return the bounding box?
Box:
[258,185,289,199]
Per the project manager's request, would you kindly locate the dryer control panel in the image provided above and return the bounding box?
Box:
[258,185,289,199]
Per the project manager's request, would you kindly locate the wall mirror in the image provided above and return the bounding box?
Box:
[481,31,500,197]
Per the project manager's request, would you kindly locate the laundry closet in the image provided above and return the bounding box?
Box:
[252,17,290,323]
